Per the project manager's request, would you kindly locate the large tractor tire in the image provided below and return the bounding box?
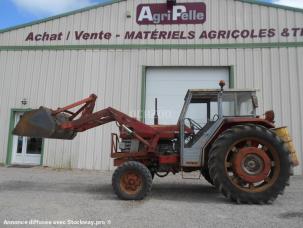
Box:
[112,161,152,200]
[208,124,291,204]
[201,168,214,185]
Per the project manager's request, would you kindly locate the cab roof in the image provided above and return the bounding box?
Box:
[185,89,257,102]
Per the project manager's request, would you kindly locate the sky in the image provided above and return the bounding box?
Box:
[0,0,302,30]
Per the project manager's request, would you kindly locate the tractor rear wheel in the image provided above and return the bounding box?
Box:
[208,124,291,204]
[112,161,152,200]
[201,168,214,185]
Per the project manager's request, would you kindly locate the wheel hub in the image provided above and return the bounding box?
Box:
[242,154,263,175]
[233,147,271,183]
[120,171,142,194]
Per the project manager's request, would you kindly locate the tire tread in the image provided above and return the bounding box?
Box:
[208,124,291,204]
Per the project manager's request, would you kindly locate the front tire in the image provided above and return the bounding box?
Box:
[208,124,291,204]
[112,161,152,200]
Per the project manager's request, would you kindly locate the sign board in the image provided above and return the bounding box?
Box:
[22,1,303,43]
[136,3,206,25]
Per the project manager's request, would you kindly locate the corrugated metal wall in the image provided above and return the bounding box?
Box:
[0,48,302,173]
[0,0,302,174]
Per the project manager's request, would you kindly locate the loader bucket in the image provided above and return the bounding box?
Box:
[13,107,77,140]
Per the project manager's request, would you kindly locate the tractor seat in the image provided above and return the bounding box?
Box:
[185,121,215,147]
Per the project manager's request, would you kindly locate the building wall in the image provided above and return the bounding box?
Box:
[0,47,302,174]
[0,0,302,173]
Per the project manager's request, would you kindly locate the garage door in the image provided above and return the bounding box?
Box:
[145,67,229,124]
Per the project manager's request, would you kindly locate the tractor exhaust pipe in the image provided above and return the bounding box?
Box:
[218,80,226,119]
[154,98,159,125]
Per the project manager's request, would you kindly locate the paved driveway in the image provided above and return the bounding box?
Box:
[0,167,302,228]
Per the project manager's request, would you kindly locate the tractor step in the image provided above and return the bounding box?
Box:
[181,171,201,180]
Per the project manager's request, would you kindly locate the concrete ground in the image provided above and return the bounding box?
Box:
[0,167,302,228]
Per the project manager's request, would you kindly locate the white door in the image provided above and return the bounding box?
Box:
[145,67,229,124]
[11,112,43,165]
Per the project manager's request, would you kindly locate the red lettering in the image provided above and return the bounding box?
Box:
[226,30,231,39]
[74,31,111,40]
[82,33,90,40]
[58,32,63,40]
[124,31,135,39]
[159,31,167,39]
[104,33,111,39]
[172,31,180,39]
[25,32,34,41]
[26,32,63,41]
[231,30,240,39]
[188,31,195,39]
[98,31,105,39]
[199,31,208,39]
[250,29,258,38]
[135,32,143,39]
[50,34,57,41]
[240,30,250,38]
[291,28,300,37]
[180,31,187,39]
[145,31,152,39]
[90,33,98,39]
[41,32,49,41]
[208,30,217,39]
[167,31,172,39]
[268,28,276,38]
[75,31,84,40]
[218,30,226,39]
[35,34,42,41]
[259,29,267,38]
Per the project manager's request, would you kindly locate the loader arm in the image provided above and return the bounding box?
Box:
[13,94,159,151]
[60,106,158,150]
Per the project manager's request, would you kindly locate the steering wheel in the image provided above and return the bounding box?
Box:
[185,118,203,132]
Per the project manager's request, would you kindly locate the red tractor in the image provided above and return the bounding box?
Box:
[14,81,299,204]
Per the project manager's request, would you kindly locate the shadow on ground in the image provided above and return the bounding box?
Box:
[0,179,230,204]
[150,182,226,203]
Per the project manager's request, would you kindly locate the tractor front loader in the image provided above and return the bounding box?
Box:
[13,81,299,203]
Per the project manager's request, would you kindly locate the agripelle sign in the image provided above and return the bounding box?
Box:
[136,2,206,25]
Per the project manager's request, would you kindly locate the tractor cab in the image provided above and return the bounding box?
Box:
[179,86,259,167]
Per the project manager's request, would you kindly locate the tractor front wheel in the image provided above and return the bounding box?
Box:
[112,161,152,200]
[208,125,291,204]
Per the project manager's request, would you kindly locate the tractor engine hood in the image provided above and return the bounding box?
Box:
[150,124,193,134]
